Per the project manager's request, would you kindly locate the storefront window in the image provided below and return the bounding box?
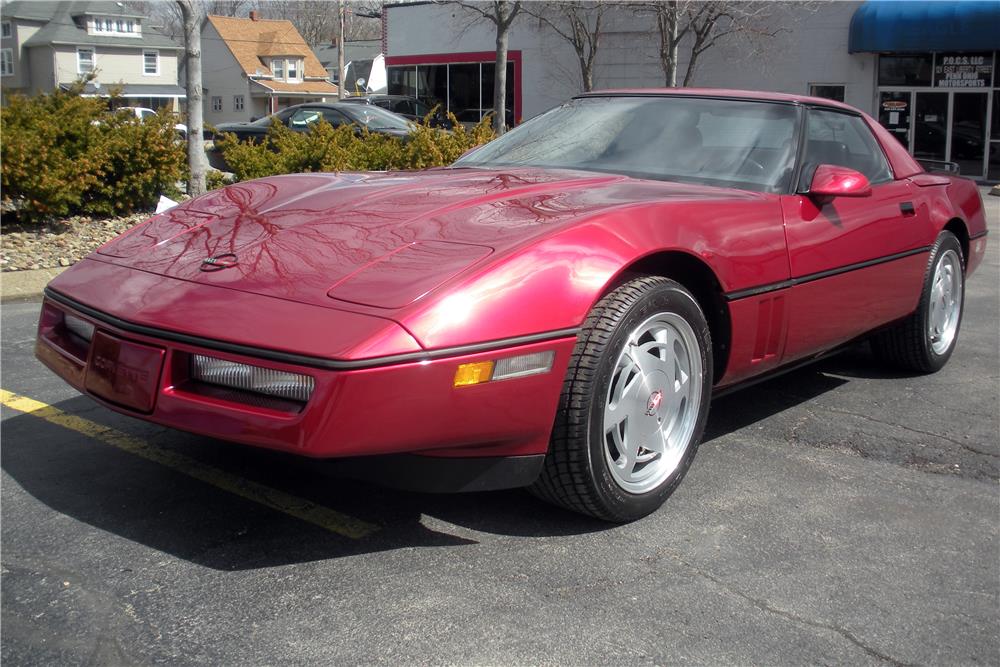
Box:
[480,62,515,127]
[419,64,448,108]
[878,55,933,86]
[933,53,993,89]
[447,63,480,120]
[388,67,417,98]
[388,60,516,127]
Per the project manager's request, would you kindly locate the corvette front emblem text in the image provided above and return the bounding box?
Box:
[200,254,239,271]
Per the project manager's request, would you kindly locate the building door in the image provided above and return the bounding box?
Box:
[913,92,948,162]
[951,92,989,179]
[878,91,911,148]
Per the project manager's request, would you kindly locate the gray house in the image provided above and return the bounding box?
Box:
[312,39,382,93]
[0,1,184,110]
[201,12,339,124]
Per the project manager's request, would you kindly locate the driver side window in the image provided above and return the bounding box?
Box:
[320,109,347,127]
[801,109,894,189]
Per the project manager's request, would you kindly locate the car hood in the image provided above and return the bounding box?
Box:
[93,168,752,311]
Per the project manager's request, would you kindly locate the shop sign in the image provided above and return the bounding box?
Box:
[934,53,993,88]
[882,100,907,110]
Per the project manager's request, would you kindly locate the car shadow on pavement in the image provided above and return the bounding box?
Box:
[2,346,889,571]
[703,343,922,441]
[1,394,612,570]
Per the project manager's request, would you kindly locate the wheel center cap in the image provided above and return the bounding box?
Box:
[645,389,664,417]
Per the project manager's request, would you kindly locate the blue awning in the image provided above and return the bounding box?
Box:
[849,1,1000,53]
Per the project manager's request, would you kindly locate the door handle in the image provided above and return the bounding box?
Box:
[900,202,916,216]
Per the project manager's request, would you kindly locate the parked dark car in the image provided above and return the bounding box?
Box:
[341,94,450,127]
[211,102,413,143]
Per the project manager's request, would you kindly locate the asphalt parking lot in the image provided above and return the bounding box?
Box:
[2,195,998,665]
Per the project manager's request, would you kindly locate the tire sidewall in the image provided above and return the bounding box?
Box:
[585,281,713,521]
[918,232,965,372]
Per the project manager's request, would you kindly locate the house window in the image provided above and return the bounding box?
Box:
[77,47,94,74]
[234,95,244,111]
[143,50,159,75]
[2,21,12,39]
[211,96,222,112]
[287,59,299,81]
[91,16,140,36]
[809,84,846,103]
[272,58,284,80]
[1,49,13,76]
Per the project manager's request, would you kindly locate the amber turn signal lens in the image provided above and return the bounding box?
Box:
[454,361,494,387]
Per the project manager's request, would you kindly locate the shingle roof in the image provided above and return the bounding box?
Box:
[312,40,382,69]
[13,1,181,49]
[206,15,330,80]
[250,79,340,95]
[2,1,137,21]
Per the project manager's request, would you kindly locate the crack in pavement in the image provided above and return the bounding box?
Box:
[777,393,999,459]
[659,549,914,667]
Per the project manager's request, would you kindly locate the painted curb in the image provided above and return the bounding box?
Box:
[1,267,66,303]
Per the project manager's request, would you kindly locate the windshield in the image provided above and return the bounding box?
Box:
[454,96,800,193]
[339,104,412,131]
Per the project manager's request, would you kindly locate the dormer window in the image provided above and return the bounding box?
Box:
[269,57,303,82]
[90,16,139,36]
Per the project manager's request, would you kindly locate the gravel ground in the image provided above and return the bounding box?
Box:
[0,213,149,272]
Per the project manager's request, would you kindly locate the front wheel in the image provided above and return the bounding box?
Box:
[872,231,965,373]
[531,276,713,522]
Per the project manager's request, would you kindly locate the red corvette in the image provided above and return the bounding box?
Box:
[37,90,988,521]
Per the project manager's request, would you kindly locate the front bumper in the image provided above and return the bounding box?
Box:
[36,292,576,465]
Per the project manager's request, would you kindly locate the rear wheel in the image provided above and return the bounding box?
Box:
[532,276,713,522]
[872,231,965,373]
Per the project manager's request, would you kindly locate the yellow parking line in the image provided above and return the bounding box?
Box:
[0,389,378,539]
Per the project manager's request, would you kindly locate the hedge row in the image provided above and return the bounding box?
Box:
[1,85,497,223]
[215,113,495,182]
[1,83,186,222]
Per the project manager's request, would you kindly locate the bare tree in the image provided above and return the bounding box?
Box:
[255,1,383,45]
[524,1,607,92]
[337,0,346,99]
[142,0,252,41]
[445,1,522,135]
[177,0,207,197]
[632,1,785,87]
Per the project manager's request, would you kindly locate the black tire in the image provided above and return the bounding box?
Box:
[871,231,966,373]
[531,276,713,522]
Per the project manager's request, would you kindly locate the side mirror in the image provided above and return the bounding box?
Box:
[808,164,872,198]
